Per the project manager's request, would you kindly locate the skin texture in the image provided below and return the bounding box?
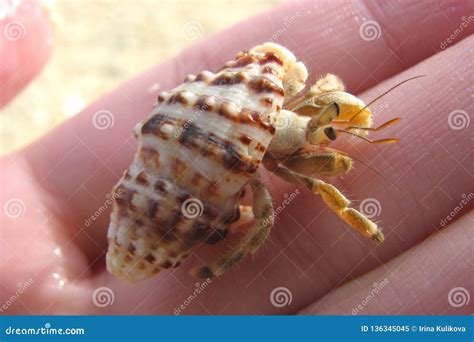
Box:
[0,0,473,315]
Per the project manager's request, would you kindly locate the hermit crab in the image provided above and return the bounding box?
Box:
[106,42,405,282]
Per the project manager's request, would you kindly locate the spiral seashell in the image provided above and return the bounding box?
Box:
[106,43,308,282]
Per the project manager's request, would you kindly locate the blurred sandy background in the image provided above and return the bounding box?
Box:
[1,0,280,155]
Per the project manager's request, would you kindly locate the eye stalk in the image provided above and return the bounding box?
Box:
[324,126,337,141]
[307,125,338,145]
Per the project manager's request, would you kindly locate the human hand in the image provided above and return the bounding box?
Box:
[1,0,472,315]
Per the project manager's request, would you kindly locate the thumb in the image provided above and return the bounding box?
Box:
[0,0,54,108]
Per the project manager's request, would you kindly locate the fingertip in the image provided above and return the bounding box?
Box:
[0,0,54,108]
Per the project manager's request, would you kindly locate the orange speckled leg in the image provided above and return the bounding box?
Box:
[264,156,383,244]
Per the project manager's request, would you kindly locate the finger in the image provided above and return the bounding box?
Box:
[299,211,474,315]
[92,36,473,314]
[19,0,472,254]
[0,0,53,108]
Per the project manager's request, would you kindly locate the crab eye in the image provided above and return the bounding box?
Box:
[324,126,337,140]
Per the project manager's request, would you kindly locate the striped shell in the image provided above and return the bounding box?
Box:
[106,43,307,281]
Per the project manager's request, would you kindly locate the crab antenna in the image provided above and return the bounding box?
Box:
[349,75,426,124]
[336,129,400,144]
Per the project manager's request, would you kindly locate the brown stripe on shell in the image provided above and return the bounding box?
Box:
[211,72,233,86]
[144,199,160,219]
[240,108,276,134]
[139,147,160,170]
[182,221,211,246]
[260,97,273,107]
[157,91,170,103]
[174,118,258,174]
[194,95,217,112]
[123,170,132,180]
[184,74,196,82]
[189,172,204,188]
[195,70,214,82]
[259,51,283,66]
[161,260,173,269]
[155,210,181,243]
[148,92,276,136]
[195,69,284,99]
[171,157,187,179]
[144,253,156,263]
[248,77,284,97]
[223,51,284,70]
[166,90,196,106]
[262,65,279,76]
[135,171,149,186]
[239,135,252,145]
[114,185,138,212]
